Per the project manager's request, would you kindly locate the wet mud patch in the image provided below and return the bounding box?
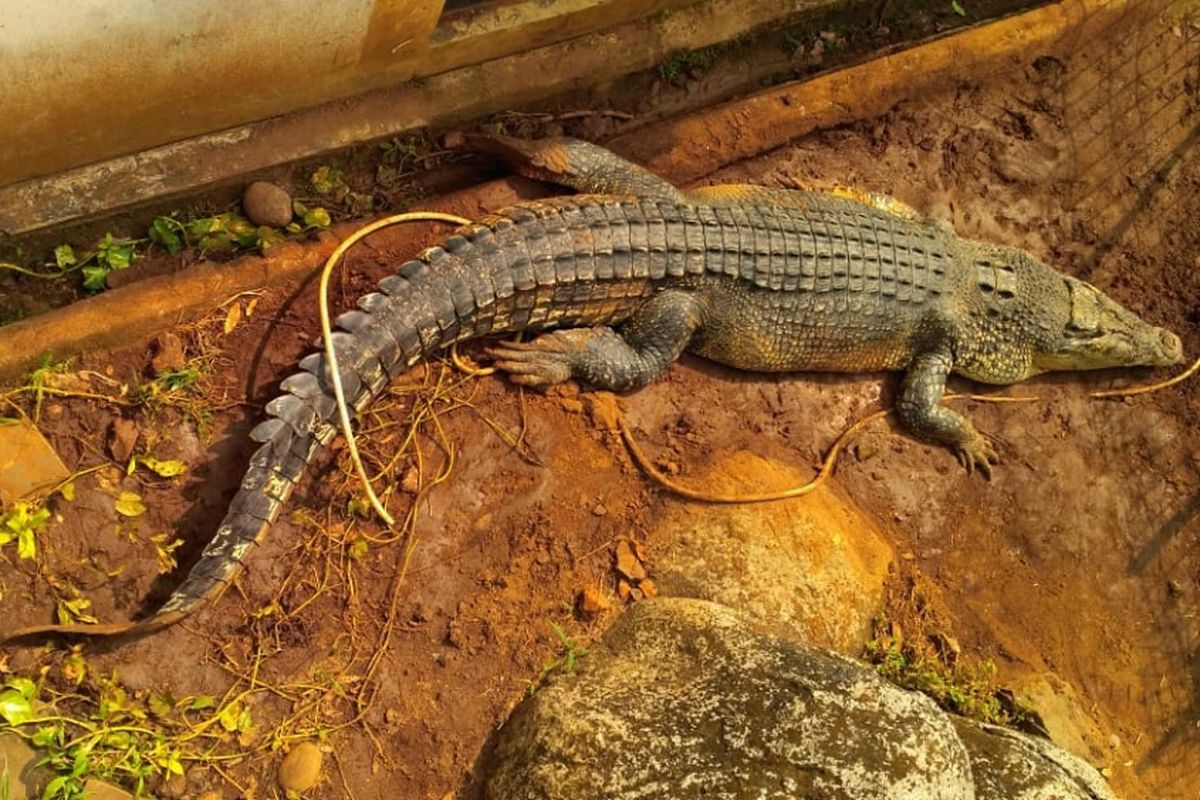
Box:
[1,3,1198,799]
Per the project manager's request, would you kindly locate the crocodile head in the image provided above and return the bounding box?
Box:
[957,246,1183,383]
[1031,273,1183,374]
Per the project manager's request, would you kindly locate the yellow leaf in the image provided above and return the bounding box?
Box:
[59,482,76,502]
[245,297,259,318]
[223,302,243,334]
[138,457,187,478]
[114,491,146,517]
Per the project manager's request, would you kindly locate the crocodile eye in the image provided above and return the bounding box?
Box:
[1065,321,1103,340]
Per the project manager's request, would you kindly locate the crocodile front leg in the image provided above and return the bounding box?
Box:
[490,290,704,391]
[896,351,999,478]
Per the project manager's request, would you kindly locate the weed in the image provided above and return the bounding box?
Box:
[863,618,1034,726]
[951,0,967,16]
[27,355,74,421]
[0,501,51,560]
[527,620,590,695]
[657,45,722,84]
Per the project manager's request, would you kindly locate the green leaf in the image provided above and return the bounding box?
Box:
[100,242,134,271]
[59,482,76,501]
[217,701,243,732]
[310,165,344,196]
[114,492,146,518]
[0,689,34,725]
[53,244,77,269]
[149,218,183,254]
[302,207,331,229]
[17,526,36,559]
[7,677,36,699]
[0,417,19,427]
[189,695,215,711]
[81,264,110,292]
[951,0,966,15]
[186,217,223,241]
[30,725,61,749]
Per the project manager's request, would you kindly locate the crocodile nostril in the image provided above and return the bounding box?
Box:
[1158,329,1183,362]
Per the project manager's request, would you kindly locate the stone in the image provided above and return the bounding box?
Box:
[242,181,293,227]
[485,598,973,800]
[277,741,322,793]
[107,418,139,463]
[576,585,610,616]
[0,733,51,799]
[650,451,893,652]
[150,332,187,375]
[0,421,70,505]
[951,717,1117,799]
[484,599,1117,800]
[613,539,646,581]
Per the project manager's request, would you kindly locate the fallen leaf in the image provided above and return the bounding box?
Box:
[224,302,243,334]
[114,491,146,518]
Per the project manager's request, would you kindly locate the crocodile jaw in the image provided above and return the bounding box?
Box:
[1032,277,1184,372]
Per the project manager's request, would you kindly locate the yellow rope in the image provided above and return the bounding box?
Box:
[319,212,470,528]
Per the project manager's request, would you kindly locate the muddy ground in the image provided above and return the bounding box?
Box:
[1,2,1198,799]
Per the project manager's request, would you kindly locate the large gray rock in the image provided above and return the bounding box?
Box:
[484,599,1116,800]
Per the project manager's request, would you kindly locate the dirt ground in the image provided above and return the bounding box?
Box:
[1,2,1198,799]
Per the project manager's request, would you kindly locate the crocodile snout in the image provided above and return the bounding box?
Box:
[1155,328,1184,365]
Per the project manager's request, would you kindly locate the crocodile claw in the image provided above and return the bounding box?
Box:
[488,330,593,387]
[955,435,999,480]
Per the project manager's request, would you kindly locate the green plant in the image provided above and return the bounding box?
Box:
[657,45,722,84]
[951,0,967,16]
[863,619,1032,726]
[0,501,50,560]
[527,621,589,695]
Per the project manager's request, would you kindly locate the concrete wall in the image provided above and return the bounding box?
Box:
[0,0,702,187]
[0,0,445,185]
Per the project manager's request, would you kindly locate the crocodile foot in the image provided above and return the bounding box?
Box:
[488,329,595,387]
[955,433,1000,479]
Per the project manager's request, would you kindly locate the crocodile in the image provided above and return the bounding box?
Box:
[5,136,1183,641]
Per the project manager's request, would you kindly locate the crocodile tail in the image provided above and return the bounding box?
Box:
[0,214,540,643]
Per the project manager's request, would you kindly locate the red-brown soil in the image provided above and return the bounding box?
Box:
[1,3,1197,799]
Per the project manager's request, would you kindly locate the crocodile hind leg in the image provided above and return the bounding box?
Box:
[897,351,999,478]
[465,133,687,202]
[489,290,705,391]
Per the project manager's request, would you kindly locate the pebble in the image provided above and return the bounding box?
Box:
[277,741,323,793]
[242,181,293,227]
[577,586,610,617]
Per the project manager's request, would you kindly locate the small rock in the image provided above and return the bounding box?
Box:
[442,131,466,150]
[242,181,293,227]
[558,398,584,414]
[617,580,632,603]
[151,333,187,375]
[107,418,139,463]
[614,539,647,582]
[400,467,421,494]
[45,404,64,419]
[577,586,610,617]
[590,503,608,517]
[639,578,658,599]
[277,741,322,793]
